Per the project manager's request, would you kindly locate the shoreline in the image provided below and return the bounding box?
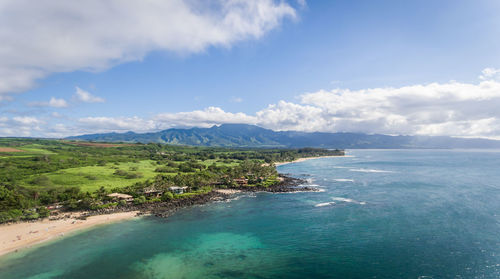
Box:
[0,211,139,257]
[274,155,348,166]
[0,172,310,257]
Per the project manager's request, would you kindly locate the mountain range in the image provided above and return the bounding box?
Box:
[66,124,500,149]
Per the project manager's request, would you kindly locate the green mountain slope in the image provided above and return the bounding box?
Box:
[67,124,500,149]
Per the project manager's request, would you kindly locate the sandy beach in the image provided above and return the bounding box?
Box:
[0,156,339,258]
[215,189,242,194]
[0,211,139,257]
[274,155,349,166]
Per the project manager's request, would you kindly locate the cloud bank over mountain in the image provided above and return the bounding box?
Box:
[1,1,499,140]
[3,68,500,139]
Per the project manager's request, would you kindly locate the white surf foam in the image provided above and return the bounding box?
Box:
[331,197,366,205]
[349,168,394,173]
[331,197,356,203]
[315,202,336,207]
[333,179,354,182]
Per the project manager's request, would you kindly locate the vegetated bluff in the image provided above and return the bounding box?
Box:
[67,124,500,149]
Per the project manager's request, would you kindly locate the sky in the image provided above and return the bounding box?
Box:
[1,0,500,139]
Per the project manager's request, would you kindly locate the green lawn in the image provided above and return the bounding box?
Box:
[0,144,56,158]
[199,159,240,167]
[20,160,171,192]
[19,144,57,154]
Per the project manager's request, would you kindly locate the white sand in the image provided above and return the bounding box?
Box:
[215,189,242,194]
[0,211,139,257]
[274,155,347,166]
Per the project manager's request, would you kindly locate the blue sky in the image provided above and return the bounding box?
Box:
[1,0,500,138]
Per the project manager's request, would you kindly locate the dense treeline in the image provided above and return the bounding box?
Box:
[0,138,344,223]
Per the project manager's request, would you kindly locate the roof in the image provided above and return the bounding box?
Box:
[107,193,133,199]
[169,186,188,190]
[143,188,162,193]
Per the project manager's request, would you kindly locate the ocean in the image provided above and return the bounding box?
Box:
[1,150,499,278]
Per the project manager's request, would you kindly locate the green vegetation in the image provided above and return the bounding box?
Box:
[0,138,344,223]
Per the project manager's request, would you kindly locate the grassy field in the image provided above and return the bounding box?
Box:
[200,159,240,167]
[18,159,241,192]
[19,160,165,192]
[0,138,344,223]
[0,144,56,158]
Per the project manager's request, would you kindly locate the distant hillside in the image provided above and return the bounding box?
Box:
[67,124,500,149]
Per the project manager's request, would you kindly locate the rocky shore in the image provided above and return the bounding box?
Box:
[74,175,310,219]
[0,175,314,257]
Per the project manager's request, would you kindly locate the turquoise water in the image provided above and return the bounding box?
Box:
[1,150,499,278]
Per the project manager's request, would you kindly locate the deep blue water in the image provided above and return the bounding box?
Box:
[1,150,499,278]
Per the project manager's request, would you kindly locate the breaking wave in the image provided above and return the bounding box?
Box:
[349,168,394,173]
[333,179,354,182]
[315,202,336,207]
[331,197,366,205]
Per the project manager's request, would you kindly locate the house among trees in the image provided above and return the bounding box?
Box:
[233,178,249,186]
[107,193,134,202]
[169,186,188,194]
[142,187,163,198]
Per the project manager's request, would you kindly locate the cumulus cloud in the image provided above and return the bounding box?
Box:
[29,97,68,108]
[154,107,256,129]
[2,68,500,139]
[73,69,500,139]
[74,87,105,103]
[0,116,44,137]
[479,67,500,80]
[0,0,297,101]
[78,116,157,133]
[69,64,500,138]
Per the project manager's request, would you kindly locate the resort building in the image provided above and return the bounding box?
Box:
[107,193,134,202]
[168,186,188,194]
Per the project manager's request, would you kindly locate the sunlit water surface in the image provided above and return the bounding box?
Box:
[1,150,499,278]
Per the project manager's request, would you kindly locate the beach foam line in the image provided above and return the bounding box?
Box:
[301,183,320,187]
[333,179,354,182]
[333,166,349,169]
[349,168,394,173]
[331,197,366,205]
[315,202,336,207]
[331,197,356,203]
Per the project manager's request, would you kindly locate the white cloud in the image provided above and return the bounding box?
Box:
[154,107,256,129]
[74,87,105,103]
[29,97,68,108]
[479,67,500,80]
[255,69,500,137]
[0,116,43,136]
[2,68,500,139]
[78,116,156,133]
[12,116,42,125]
[0,0,297,100]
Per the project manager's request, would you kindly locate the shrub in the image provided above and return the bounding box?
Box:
[125,172,143,179]
[114,169,143,179]
[0,209,23,223]
[113,169,128,176]
[155,166,175,173]
[134,196,146,205]
[84,174,98,180]
[30,175,51,186]
[161,192,174,201]
[37,206,50,218]
[64,199,79,210]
